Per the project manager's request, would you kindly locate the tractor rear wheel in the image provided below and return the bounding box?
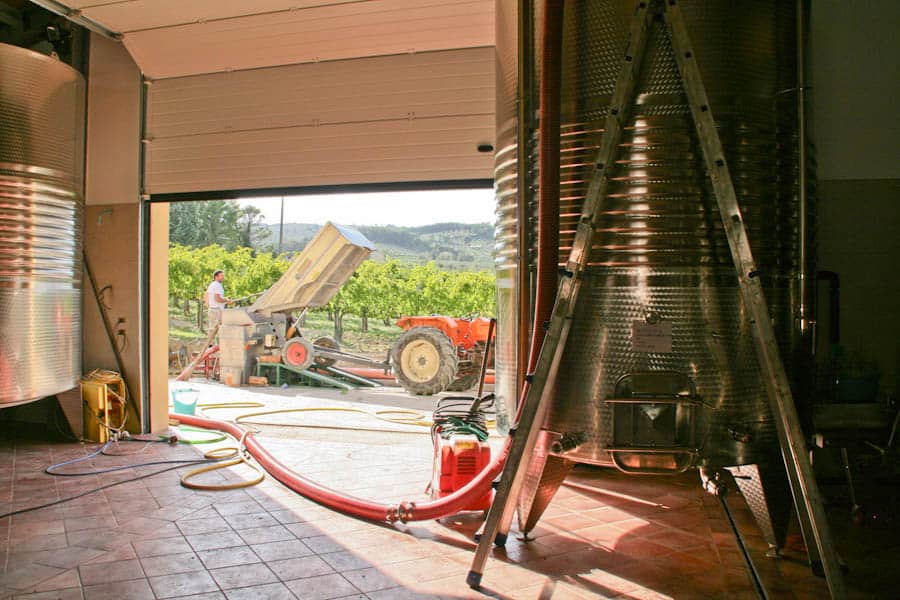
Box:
[391,327,458,395]
[283,337,315,371]
[312,336,340,368]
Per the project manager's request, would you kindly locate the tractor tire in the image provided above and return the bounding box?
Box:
[446,371,480,392]
[312,336,340,368]
[391,327,458,395]
[283,337,315,371]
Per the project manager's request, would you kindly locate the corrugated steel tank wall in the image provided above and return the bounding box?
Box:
[0,43,85,407]
[494,0,810,468]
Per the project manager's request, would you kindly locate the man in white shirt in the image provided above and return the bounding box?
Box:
[205,269,231,331]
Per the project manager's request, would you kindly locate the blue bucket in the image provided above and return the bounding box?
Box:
[171,389,199,415]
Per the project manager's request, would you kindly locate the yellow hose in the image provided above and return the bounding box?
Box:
[179,433,265,491]
[233,407,434,434]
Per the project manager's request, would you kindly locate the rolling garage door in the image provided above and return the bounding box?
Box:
[143,46,494,195]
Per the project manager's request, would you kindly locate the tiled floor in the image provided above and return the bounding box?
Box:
[0,385,893,599]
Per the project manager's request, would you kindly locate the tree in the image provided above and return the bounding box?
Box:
[169,201,243,249]
[238,205,271,249]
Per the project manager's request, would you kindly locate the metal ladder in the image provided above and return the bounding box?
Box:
[466,1,846,597]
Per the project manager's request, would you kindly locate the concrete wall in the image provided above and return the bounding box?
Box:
[85,35,142,206]
[81,34,155,430]
[811,0,900,398]
[82,204,143,431]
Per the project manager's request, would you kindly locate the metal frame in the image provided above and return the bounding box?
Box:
[28,0,121,40]
[663,2,844,596]
[466,1,655,588]
[468,2,847,598]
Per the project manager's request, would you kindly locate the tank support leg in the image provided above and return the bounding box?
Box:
[663,2,845,597]
[466,0,655,589]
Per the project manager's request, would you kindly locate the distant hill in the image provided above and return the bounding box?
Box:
[264,222,495,271]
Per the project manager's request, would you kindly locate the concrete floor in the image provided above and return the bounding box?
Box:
[0,382,893,599]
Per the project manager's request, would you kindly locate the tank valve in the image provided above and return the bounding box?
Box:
[550,432,586,455]
[699,466,725,496]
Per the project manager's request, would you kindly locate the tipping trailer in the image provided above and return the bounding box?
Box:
[217,222,390,385]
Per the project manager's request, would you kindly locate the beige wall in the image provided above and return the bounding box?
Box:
[82,34,153,430]
[86,34,142,206]
[82,204,142,431]
[149,203,170,432]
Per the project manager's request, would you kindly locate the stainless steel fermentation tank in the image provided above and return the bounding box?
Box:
[494,0,811,544]
[0,43,85,407]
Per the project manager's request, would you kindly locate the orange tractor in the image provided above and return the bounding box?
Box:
[391,316,494,395]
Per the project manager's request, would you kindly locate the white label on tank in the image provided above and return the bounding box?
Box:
[631,321,673,353]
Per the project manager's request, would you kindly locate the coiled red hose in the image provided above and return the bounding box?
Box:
[172,412,509,522]
[171,0,565,524]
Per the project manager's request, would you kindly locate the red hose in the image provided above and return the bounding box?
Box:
[171,1,565,525]
[172,412,509,522]
[176,344,219,382]
[528,0,564,378]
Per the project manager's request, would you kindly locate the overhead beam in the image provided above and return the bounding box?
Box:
[28,0,121,40]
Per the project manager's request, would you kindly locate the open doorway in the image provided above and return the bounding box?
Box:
[158,188,497,403]
[146,186,503,526]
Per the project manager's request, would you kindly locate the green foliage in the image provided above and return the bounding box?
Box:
[322,260,495,341]
[169,245,496,343]
[168,244,290,303]
[169,200,271,251]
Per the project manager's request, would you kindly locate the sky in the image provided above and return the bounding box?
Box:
[238,188,495,227]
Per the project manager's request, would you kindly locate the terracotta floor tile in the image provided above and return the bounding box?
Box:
[284,522,325,539]
[366,587,439,600]
[9,534,68,553]
[139,551,205,576]
[237,524,295,545]
[81,543,136,564]
[196,545,261,569]
[225,512,280,531]
[267,555,334,580]
[251,539,314,562]
[148,571,219,598]
[10,546,103,571]
[284,573,361,600]
[65,529,133,551]
[213,500,265,516]
[268,508,309,525]
[177,516,232,536]
[79,557,144,585]
[210,562,279,589]
[186,531,246,551]
[0,563,64,591]
[133,536,193,557]
[319,550,373,572]
[9,520,65,539]
[30,568,80,593]
[62,516,116,533]
[300,535,346,555]
[340,567,400,593]
[224,582,297,600]
[83,578,155,600]
[14,588,83,600]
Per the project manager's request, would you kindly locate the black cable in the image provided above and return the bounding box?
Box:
[0,460,210,521]
[718,492,769,600]
[432,394,495,441]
